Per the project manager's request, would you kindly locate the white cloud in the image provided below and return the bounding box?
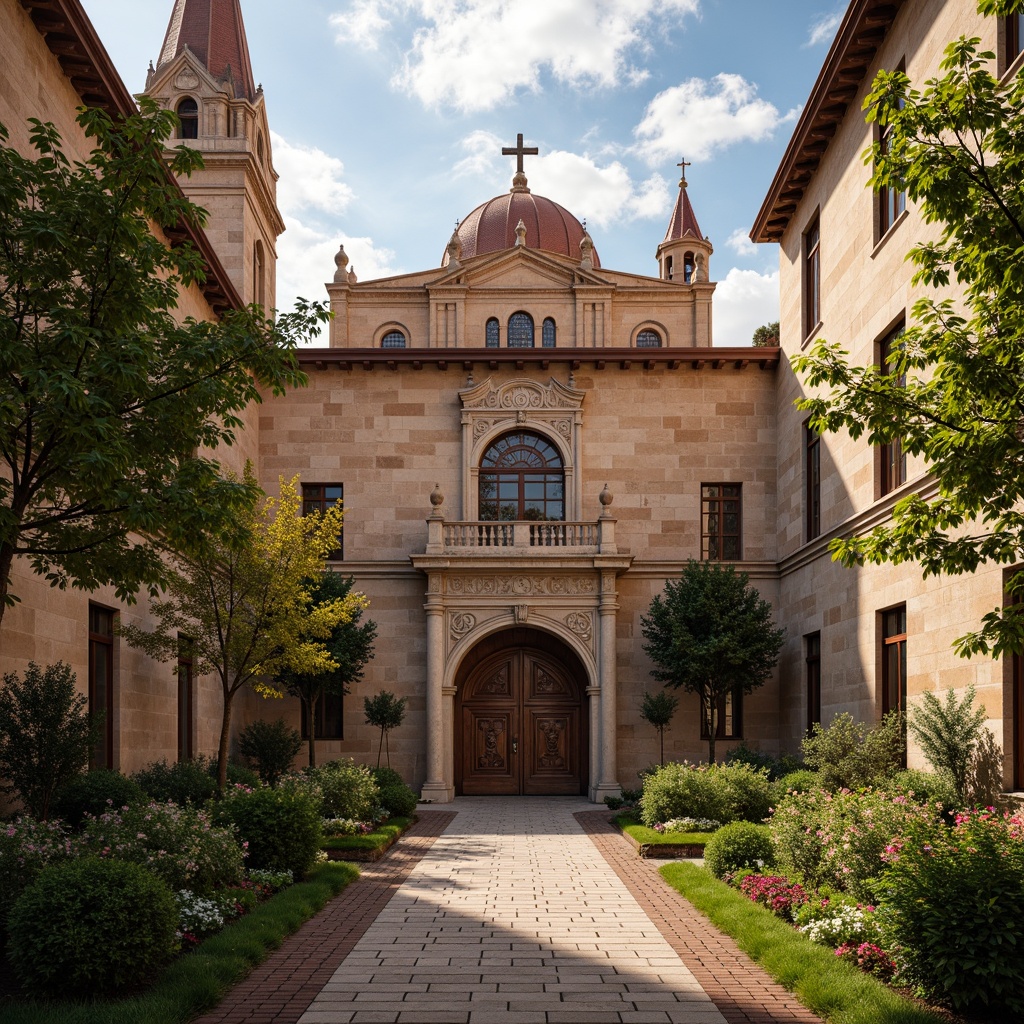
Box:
[268,132,398,325]
[329,0,392,50]
[806,11,842,48]
[271,132,355,215]
[453,129,503,179]
[633,73,796,165]
[330,0,700,113]
[712,267,779,346]
[726,228,758,258]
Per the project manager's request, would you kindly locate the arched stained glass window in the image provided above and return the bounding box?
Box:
[177,98,199,139]
[542,317,556,348]
[485,317,500,348]
[507,311,534,348]
[479,432,564,522]
[381,330,406,349]
[636,329,662,348]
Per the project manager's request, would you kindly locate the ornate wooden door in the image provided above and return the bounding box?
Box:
[459,647,584,795]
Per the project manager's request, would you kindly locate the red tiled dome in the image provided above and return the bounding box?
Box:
[444,180,600,268]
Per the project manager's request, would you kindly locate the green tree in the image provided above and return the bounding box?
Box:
[121,472,363,791]
[908,685,987,805]
[752,320,779,346]
[276,571,377,767]
[793,15,1024,658]
[363,691,407,769]
[639,690,679,766]
[0,102,329,631]
[641,561,785,763]
[237,718,302,787]
[0,662,94,819]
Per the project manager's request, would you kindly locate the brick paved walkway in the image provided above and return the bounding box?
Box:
[290,797,822,1024]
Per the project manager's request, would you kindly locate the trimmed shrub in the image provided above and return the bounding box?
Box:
[769,787,940,897]
[131,758,217,806]
[7,857,178,998]
[216,783,323,876]
[801,711,903,791]
[876,810,1024,1017]
[309,758,380,820]
[0,817,75,934]
[889,768,957,809]
[640,761,771,827]
[372,767,418,817]
[195,753,262,790]
[0,662,94,820]
[238,718,302,787]
[52,769,146,826]
[704,821,775,879]
[775,769,821,795]
[78,800,243,893]
[724,742,803,781]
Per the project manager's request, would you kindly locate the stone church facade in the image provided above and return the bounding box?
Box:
[2,0,1023,800]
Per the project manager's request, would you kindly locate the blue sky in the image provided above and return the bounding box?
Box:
[79,0,849,346]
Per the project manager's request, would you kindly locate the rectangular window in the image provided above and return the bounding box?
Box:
[177,636,194,762]
[881,604,907,766]
[1007,572,1024,789]
[805,419,821,541]
[877,64,906,238]
[805,632,821,733]
[701,484,742,560]
[88,604,115,770]
[700,687,743,740]
[302,483,343,560]
[1005,13,1024,70]
[803,216,820,338]
[301,691,344,740]
[878,322,907,495]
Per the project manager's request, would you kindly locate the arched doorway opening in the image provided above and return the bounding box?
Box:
[454,627,588,796]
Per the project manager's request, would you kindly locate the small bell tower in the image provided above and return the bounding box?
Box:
[656,159,715,345]
[144,0,284,312]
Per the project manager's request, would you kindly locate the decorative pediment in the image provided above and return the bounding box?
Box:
[459,377,585,413]
[432,246,608,291]
[147,48,226,102]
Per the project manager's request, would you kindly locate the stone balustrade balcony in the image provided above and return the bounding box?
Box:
[424,517,618,557]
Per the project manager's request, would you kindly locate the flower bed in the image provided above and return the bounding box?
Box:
[613,812,711,858]
[322,816,413,861]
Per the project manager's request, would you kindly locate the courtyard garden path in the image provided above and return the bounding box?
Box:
[196,797,821,1024]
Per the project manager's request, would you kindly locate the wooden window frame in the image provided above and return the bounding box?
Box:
[878,321,907,496]
[177,636,194,763]
[302,483,344,560]
[478,432,565,522]
[701,483,742,561]
[805,418,821,541]
[805,632,821,734]
[176,97,199,139]
[301,690,344,740]
[88,604,115,770]
[699,686,743,740]
[1004,13,1024,72]
[803,215,821,338]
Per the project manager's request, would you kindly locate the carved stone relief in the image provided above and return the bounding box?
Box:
[448,575,596,597]
[513,604,529,624]
[564,611,593,641]
[450,612,476,640]
[175,68,200,90]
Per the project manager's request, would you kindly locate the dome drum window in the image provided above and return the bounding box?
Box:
[542,318,556,348]
[636,329,662,349]
[485,318,500,348]
[381,330,407,349]
[507,312,535,349]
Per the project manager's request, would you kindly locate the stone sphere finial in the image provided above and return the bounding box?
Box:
[599,483,613,508]
[430,483,444,508]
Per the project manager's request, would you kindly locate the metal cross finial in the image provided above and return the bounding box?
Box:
[677,156,691,186]
[502,132,539,174]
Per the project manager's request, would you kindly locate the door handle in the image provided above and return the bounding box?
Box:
[512,737,518,754]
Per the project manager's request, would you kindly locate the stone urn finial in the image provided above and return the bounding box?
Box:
[333,244,349,283]
[429,483,444,512]
[599,483,613,516]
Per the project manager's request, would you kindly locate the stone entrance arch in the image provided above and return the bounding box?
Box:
[454,628,588,796]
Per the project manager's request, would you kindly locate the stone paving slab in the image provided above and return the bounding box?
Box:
[198,798,823,1024]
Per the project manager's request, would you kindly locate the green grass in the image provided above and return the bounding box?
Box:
[0,861,360,1024]
[322,816,411,853]
[660,862,945,1024]
[614,812,710,847]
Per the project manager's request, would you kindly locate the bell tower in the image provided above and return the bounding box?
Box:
[144,0,284,311]
[656,159,715,345]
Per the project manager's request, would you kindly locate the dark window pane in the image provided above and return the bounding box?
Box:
[486,318,500,348]
[507,312,534,348]
[636,329,662,348]
[381,330,406,349]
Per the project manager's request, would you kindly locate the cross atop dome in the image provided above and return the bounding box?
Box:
[502,132,539,194]
[677,157,691,188]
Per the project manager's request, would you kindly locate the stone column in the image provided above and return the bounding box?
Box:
[587,685,601,802]
[420,572,451,802]
[593,569,621,801]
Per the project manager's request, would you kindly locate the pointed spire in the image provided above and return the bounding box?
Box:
[157,0,258,102]
[663,165,703,243]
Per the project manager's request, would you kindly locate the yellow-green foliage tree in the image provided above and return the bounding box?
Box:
[122,470,365,790]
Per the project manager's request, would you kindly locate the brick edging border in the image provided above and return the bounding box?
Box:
[192,809,458,1024]
[575,810,823,1024]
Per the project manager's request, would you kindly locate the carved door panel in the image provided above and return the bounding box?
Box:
[458,647,583,795]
